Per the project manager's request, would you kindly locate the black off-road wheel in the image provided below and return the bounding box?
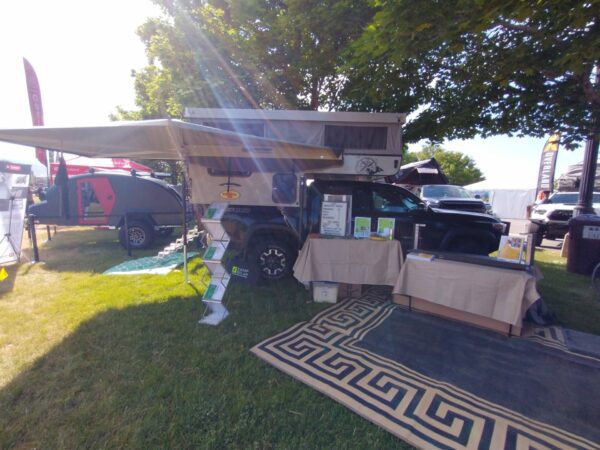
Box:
[119,220,155,249]
[249,238,296,281]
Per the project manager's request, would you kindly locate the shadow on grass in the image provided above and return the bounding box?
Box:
[23,227,202,273]
[0,280,403,450]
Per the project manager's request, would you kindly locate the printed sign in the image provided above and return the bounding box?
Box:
[0,161,31,265]
[377,218,395,240]
[320,201,348,236]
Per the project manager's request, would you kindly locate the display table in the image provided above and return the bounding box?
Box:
[293,237,403,286]
[393,255,541,335]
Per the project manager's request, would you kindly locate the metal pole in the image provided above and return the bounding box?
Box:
[46,225,52,241]
[573,68,599,217]
[182,175,189,283]
[28,214,40,262]
[124,212,132,257]
[573,123,599,217]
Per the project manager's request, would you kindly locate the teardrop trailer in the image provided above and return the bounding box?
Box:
[28,171,184,249]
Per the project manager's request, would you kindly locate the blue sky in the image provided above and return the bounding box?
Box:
[0,0,585,187]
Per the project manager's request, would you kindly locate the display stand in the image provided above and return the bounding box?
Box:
[198,202,230,326]
[0,196,28,263]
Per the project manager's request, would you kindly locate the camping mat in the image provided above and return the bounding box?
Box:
[104,252,199,275]
[251,289,600,449]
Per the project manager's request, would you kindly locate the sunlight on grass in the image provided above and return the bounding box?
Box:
[0,226,208,388]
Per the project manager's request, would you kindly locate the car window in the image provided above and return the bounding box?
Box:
[352,186,373,215]
[422,185,472,199]
[548,193,579,204]
[372,185,422,213]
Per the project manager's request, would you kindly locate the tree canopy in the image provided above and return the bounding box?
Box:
[404,144,484,186]
[119,0,598,149]
[344,0,599,148]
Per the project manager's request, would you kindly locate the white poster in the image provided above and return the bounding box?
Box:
[0,161,31,265]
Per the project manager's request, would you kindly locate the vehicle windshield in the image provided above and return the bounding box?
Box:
[548,192,600,204]
[422,185,473,199]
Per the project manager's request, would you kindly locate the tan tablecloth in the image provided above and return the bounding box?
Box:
[393,255,541,327]
[293,238,403,286]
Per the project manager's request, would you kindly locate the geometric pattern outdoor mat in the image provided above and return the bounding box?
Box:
[252,288,600,449]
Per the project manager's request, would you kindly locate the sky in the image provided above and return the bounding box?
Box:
[0,0,586,187]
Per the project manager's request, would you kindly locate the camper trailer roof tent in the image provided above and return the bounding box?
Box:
[184,108,406,178]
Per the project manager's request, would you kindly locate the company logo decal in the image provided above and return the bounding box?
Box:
[220,190,240,200]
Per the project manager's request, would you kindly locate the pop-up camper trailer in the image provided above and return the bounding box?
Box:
[183,109,405,207]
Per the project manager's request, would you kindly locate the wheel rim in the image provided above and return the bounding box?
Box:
[259,247,286,277]
[128,227,146,246]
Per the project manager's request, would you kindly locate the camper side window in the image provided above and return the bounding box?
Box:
[272,173,297,204]
[324,125,387,150]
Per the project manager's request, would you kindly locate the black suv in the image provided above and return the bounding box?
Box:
[221,180,506,280]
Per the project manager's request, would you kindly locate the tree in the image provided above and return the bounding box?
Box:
[404,144,484,186]
[118,0,374,116]
[344,0,599,148]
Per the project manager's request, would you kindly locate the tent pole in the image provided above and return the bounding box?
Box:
[182,173,189,284]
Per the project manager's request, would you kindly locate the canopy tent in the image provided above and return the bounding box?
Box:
[466,179,536,219]
[556,161,600,192]
[386,158,449,185]
[49,155,154,182]
[0,119,342,176]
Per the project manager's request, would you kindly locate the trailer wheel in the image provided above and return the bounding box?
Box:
[119,220,155,249]
[249,238,296,281]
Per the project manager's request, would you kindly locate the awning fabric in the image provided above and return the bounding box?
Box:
[0,119,342,172]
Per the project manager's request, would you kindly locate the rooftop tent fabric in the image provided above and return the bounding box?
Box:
[387,158,449,185]
[0,120,341,168]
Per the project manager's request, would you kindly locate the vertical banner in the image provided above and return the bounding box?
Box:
[23,58,48,167]
[536,133,560,196]
[0,161,31,265]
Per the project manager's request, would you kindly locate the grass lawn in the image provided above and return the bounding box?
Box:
[0,227,598,449]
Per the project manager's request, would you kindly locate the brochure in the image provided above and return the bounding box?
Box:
[353,217,371,238]
[377,218,395,240]
[497,235,526,263]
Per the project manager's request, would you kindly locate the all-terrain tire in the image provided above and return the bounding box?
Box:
[249,237,296,281]
[119,219,155,249]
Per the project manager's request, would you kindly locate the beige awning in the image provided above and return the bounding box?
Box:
[0,119,342,171]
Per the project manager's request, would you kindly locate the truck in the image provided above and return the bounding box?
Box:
[28,171,184,249]
[219,179,506,280]
[180,108,506,280]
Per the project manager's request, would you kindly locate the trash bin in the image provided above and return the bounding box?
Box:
[566,214,600,275]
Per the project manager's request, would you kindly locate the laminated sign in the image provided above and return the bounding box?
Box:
[0,161,31,265]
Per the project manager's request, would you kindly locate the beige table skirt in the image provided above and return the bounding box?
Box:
[393,256,541,330]
[293,238,403,286]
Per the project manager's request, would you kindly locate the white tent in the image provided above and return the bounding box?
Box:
[466,180,536,219]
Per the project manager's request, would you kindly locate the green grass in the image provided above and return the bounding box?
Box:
[533,247,600,335]
[0,229,597,449]
[0,227,405,449]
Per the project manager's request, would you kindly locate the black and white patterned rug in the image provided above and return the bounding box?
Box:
[252,288,600,449]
